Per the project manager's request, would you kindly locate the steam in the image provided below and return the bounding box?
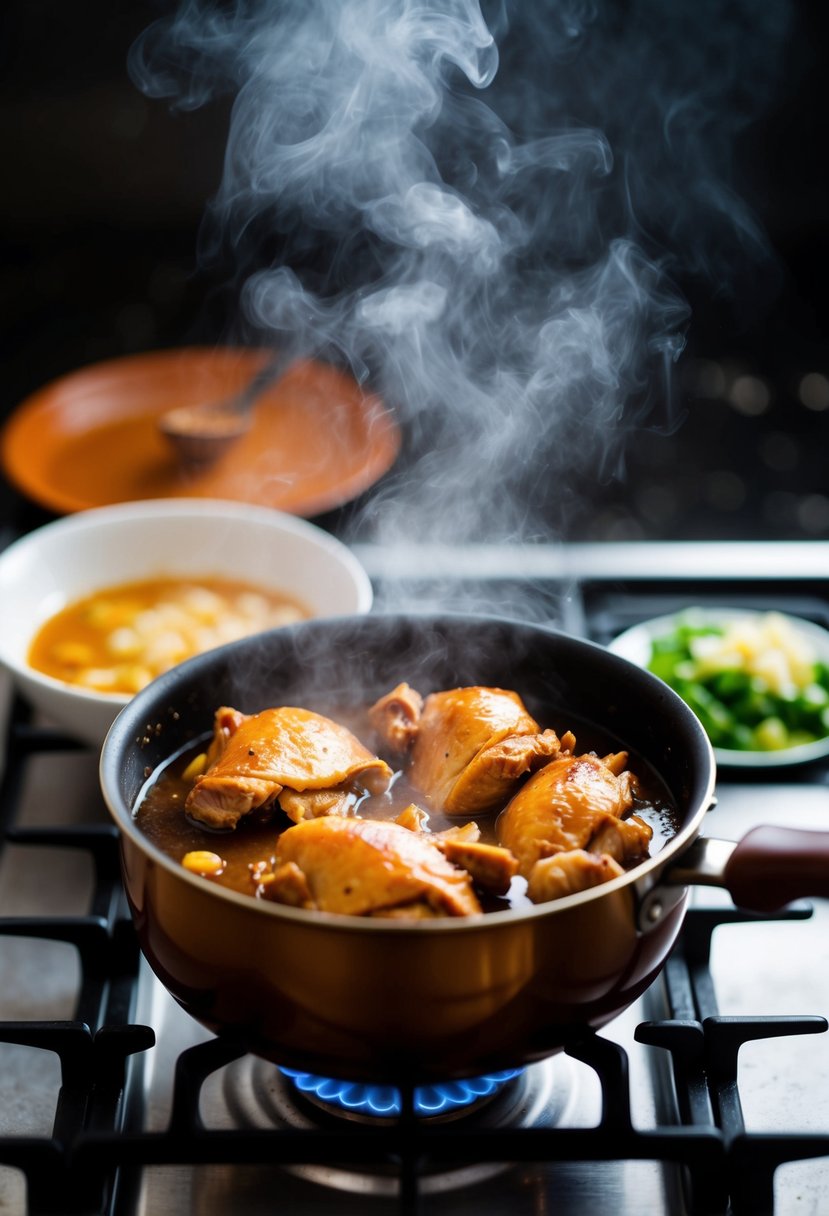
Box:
[130,0,791,546]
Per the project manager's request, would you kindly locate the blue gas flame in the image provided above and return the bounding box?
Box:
[280,1068,523,1117]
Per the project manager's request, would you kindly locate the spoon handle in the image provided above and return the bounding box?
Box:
[231,350,293,414]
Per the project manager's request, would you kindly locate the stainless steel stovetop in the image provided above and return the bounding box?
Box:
[1,540,828,1216]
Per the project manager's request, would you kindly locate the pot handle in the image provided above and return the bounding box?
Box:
[664,827,829,913]
[722,825,829,912]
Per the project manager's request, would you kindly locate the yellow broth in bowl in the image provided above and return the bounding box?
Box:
[28,575,310,695]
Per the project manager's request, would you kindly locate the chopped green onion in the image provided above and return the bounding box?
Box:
[644,611,829,753]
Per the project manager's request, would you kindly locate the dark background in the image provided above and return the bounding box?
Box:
[1,0,827,543]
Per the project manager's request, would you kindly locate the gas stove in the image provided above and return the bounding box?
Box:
[1,539,828,1216]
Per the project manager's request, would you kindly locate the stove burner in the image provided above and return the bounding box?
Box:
[216,1051,583,1196]
[279,1067,524,1119]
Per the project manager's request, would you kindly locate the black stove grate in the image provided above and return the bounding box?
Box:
[0,697,827,1216]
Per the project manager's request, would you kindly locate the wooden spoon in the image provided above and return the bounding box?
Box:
[158,352,290,469]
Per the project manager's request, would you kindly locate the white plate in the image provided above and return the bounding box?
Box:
[607,607,829,769]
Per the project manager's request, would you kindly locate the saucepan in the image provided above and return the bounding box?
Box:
[99,613,829,1084]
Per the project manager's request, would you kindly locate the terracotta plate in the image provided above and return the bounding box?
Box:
[1,348,401,517]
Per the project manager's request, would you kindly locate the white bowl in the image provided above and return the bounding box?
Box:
[608,606,829,769]
[0,499,372,746]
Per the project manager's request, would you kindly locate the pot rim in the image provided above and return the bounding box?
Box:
[99,610,717,934]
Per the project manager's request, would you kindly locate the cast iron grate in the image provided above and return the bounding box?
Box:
[0,694,827,1216]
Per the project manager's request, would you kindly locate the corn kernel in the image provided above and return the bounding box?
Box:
[181,752,208,782]
[181,850,225,876]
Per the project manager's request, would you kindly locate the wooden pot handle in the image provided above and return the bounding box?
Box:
[723,825,829,912]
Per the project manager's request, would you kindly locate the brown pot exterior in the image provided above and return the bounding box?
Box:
[121,831,687,1081]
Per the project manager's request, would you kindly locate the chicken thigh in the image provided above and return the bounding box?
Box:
[496,748,652,901]
[370,683,563,815]
[185,705,393,830]
[257,815,482,917]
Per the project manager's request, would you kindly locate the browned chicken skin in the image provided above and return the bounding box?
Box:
[258,815,482,917]
[496,748,652,902]
[185,705,393,830]
[370,683,563,815]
